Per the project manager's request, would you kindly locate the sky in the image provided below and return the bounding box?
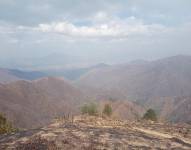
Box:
[0,0,191,68]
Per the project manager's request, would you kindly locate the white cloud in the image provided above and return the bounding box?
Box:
[36,16,166,39]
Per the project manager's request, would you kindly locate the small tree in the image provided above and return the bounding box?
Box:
[143,109,157,121]
[0,113,16,134]
[80,103,98,116]
[0,113,6,125]
[81,104,89,114]
[88,103,98,116]
[103,104,112,117]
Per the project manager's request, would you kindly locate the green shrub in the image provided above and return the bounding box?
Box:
[0,113,17,134]
[81,103,98,116]
[0,113,6,125]
[103,104,112,117]
[143,109,157,121]
[81,104,89,114]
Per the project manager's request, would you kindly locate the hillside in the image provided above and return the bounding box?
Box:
[169,96,191,123]
[75,55,191,122]
[98,100,145,121]
[0,69,21,83]
[145,96,191,123]
[0,116,191,149]
[0,77,145,129]
[0,77,86,129]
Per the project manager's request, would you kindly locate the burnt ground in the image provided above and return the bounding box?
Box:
[0,116,191,150]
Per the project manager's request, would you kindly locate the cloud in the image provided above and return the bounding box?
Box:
[0,0,190,26]
[0,0,120,25]
[36,16,166,39]
[0,0,191,65]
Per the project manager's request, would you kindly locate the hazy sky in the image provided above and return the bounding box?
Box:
[0,0,191,65]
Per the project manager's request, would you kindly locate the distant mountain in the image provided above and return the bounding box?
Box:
[0,77,86,128]
[75,55,191,122]
[0,63,108,83]
[9,69,46,80]
[44,63,109,80]
[76,55,191,101]
[0,68,46,83]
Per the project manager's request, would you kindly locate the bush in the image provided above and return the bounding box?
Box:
[0,113,17,134]
[143,109,157,121]
[0,113,6,125]
[103,104,112,117]
[81,104,89,114]
[81,103,98,116]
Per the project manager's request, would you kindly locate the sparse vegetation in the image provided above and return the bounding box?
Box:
[0,113,17,134]
[103,104,112,117]
[81,103,98,116]
[143,109,157,121]
[16,136,57,150]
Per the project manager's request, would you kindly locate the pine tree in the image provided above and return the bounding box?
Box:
[0,113,17,134]
[143,109,157,121]
[103,104,112,117]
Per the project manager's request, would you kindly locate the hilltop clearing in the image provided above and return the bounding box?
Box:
[0,116,191,149]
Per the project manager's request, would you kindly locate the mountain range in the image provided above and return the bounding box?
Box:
[0,55,191,129]
[75,55,191,123]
